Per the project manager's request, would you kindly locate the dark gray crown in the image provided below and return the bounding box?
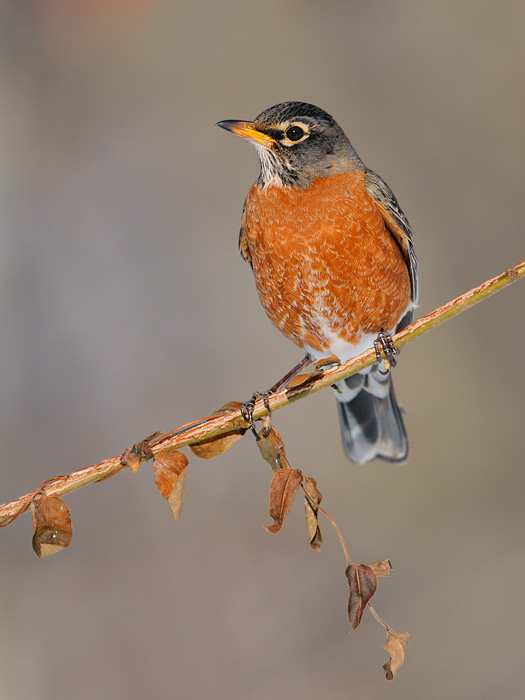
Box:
[254,102,338,130]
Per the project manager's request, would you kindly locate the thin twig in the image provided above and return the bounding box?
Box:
[0,260,523,526]
[302,483,351,565]
[368,604,391,632]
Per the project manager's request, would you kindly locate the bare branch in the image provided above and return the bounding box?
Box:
[0,260,523,525]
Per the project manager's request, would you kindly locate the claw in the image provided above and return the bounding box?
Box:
[240,391,272,438]
[373,332,400,374]
[241,357,310,439]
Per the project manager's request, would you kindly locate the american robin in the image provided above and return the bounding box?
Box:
[217,102,418,464]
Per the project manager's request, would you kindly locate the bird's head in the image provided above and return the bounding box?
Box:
[217,101,362,188]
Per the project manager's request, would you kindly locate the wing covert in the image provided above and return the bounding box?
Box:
[364,169,418,304]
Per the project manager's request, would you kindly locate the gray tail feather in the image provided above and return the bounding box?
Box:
[335,370,408,464]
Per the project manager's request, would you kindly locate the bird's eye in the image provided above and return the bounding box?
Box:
[285,125,305,142]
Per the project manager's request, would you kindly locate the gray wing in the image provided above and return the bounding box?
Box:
[364,168,419,305]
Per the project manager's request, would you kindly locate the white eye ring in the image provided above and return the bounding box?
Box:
[280,123,309,146]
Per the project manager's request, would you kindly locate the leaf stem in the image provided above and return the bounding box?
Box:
[302,484,351,565]
[368,604,391,632]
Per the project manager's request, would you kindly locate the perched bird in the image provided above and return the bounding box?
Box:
[217,102,418,464]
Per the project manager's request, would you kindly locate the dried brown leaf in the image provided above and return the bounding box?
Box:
[153,449,189,519]
[369,559,392,577]
[120,432,160,473]
[190,431,244,459]
[121,446,141,473]
[190,402,246,459]
[313,354,341,369]
[345,563,378,630]
[286,373,312,388]
[285,370,323,389]
[264,468,303,534]
[383,630,410,680]
[257,426,289,473]
[31,493,73,558]
[303,476,322,551]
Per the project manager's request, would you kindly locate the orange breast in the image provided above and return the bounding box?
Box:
[242,171,411,355]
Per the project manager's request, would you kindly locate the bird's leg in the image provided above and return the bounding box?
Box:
[268,355,311,393]
[240,356,311,437]
[374,331,400,373]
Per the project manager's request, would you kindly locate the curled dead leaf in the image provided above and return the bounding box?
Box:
[120,431,160,473]
[264,468,303,534]
[383,630,410,680]
[286,373,313,388]
[313,354,341,369]
[31,493,73,558]
[190,431,244,459]
[153,449,189,520]
[257,426,289,473]
[303,476,322,551]
[285,370,323,389]
[121,445,141,473]
[345,563,378,630]
[369,559,392,577]
[190,402,246,459]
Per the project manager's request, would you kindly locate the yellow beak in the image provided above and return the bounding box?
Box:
[216,120,276,148]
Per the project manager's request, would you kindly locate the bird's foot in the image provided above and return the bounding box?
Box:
[374,332,399,373]
[240,391,272,438]
[240,357,313,437]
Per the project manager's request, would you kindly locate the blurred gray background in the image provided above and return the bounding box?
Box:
[0,2,523,699]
